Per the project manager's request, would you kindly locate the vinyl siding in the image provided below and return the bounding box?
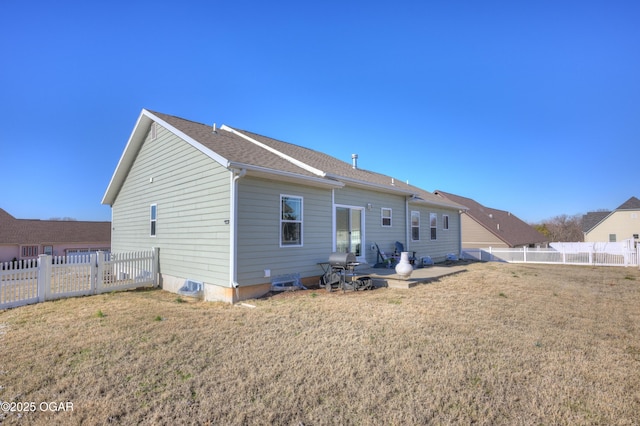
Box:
[461,215,508,248]
[407,204,462,262]
[334,186,408,264]
[236,177,333,284]
[111,123,231,285]
[333,187,462,263]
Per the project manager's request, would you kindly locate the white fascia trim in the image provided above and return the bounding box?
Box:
[325,173,416,196]
[409,197,469,211]
[102,110,150,205]
[221,125,326,178]
[145,110,230,167]
[228,162,344,188]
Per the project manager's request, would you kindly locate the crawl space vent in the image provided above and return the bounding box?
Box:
[178,279,203,297]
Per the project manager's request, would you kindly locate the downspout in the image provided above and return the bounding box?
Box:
[229,168,246,302]
[458,209,464,258]
[405,196,411,252]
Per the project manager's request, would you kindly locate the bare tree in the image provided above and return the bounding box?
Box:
[533,214,584,242]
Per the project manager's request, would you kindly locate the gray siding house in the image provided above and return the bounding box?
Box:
[102,109,465,302]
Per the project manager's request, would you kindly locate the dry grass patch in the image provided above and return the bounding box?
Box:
[1,262,639,425]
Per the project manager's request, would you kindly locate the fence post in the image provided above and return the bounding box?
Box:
[37,254,52,302]
[93,252,100,294]
[523,246,527,263]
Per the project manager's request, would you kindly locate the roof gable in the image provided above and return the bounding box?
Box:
[435,190,548,246]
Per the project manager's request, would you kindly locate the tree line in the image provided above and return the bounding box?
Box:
[532,214,584,242]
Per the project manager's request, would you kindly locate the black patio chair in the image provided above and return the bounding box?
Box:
[373,243,394,268]
[395,241,417,265]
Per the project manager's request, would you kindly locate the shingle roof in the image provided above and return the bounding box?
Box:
[0,208,111,245]
[434,191,548,247]
[132,110,464,210]
[149,111,322,179]
[617,196,640,210]
[582,211,610,233]
[236,129,464,208]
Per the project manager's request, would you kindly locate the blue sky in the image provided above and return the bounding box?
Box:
[1,0,638,223]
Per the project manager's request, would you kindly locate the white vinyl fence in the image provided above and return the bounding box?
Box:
[462,240,639,268]
[0,248,159,310]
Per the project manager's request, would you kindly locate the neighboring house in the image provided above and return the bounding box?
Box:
[0,208,111,263]
[434,191,548,249]
[102,109,467,303]
[583,196,640,243]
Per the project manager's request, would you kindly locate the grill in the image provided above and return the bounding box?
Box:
[321,252,373,292]
[328,252,357,268]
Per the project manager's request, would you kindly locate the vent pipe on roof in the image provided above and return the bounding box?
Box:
[351,154,358,169]
[213,123,217,133]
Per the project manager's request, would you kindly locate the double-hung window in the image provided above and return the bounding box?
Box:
[150,204,157,237]
[281,195,303,246]
[430,213,437,240]
[381,208,392,227]
[411,211,420,241]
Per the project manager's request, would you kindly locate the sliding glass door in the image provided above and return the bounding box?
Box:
[335,206,363,256]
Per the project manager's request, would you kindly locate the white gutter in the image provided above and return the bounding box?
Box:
[227,161,343,189]
[229,167,246,301]
[325,173,416,196]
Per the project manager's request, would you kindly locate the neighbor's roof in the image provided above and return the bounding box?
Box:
[434,191,548,247]
[617,196,640,210]
[582,196,639,233]
[0,208,111,245]
[103,109,465,211]
[582,211,610,233]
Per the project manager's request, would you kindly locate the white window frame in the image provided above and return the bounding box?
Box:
[150,204,157,237]
[411,211,420,241]
[381,208,392,227]
[430,213,437,240]
[280,194,303,247]
[443,214,449,231]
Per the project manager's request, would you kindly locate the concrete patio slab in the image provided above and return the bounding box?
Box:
[350,263,469,289]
